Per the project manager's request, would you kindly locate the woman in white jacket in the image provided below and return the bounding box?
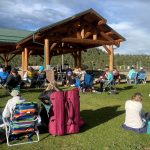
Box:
[2,90,25,119]
[122,92,148,133]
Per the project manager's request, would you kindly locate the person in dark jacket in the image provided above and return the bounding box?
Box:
[38,81,61,133]
[4,68,21,92]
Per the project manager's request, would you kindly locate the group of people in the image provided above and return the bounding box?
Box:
[0,65,46,91]
[127,66,146,84]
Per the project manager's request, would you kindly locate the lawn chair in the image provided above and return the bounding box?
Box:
[3,102,40,146]
[137,73,147,84]
[127,72,137,84]
[102,73,115,92]
[81,73,94,92]
[36,73,46,88]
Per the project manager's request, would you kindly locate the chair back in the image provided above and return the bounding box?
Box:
[3,102,40,146]
[84,73,93,86]
[137,73,146,80]
[130,72,137,79]
[11,102,39,135]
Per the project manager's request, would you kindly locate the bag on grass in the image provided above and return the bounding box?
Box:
[49,91,65,136]
[65,88,80,134]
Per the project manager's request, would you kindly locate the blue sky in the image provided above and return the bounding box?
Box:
[0,0,150,55]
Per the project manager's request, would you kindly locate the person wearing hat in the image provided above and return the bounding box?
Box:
[2,90,26,119]
[122,92,150,133]
[4,68,21,92]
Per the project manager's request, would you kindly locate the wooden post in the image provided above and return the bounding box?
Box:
[44,38,50,68]
[78,51,81,68]
[72,53,78,68]
[109,45,114,71]
[24,48,28,71]
[22,51,25,70]
[4,54,8,67]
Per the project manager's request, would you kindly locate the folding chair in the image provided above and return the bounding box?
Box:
[36,73,46,88]
[3,102,40,146]
[102,75,115,92]
[137,73,147,84]
[81,73,94,92]
[127,72,137,84]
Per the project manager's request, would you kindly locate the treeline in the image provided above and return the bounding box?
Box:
[1,48,150,69]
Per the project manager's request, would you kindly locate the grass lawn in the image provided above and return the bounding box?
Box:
[0,83,150,150]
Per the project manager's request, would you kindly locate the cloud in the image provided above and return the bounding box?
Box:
[0,0,150,54]
[110,22,150,55]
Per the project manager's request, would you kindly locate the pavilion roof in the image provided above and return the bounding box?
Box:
[0,8,125,55]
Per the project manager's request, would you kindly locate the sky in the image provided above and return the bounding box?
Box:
[0,0,150,55]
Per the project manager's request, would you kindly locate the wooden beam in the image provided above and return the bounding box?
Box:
[93,31,97,40]
[22,51,25,70]
[102,45,111,55]
[81,28,85,39]
[106,32,114,36]
[97,20,107,26]
[100,32,119,46]
[39,55,44,59]
[8,54,17,62]
[85,32,92,39]
[28,50,33,56]
[44,38,50,68]
[24,48,28,71]
[3,54,9,67]
[109,45,114,71]
[50,42,57,50]
[62,37,114,45]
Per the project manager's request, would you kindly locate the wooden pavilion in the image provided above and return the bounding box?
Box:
[0,8,125,71]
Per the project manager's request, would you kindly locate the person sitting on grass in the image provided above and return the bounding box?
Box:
[122,92,150,133]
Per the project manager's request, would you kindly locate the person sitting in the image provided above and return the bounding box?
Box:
[0,67,9,85]
[4,68,21,92]
[38,81,61,132]
[65,66,73,86]
[2,90,26,120]
[127,67,137,84]
[112,67,120,84]
[36,69,46,88]
[137,67,147,84]
[97,66,113,92]
[122,92,150,133]
[23,67,37,88]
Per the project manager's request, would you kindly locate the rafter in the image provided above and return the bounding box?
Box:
[100,32,119,47]
[61,37,114,45]
[97,20,107,26]
[102,45,111,55]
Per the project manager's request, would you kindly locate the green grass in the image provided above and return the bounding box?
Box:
[0,83,150,150]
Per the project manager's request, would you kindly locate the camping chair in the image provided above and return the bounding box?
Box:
[3,102,40,146]
[35,73,46,88]
[102,74,115,92]
[81,73,94,92]
[137,73,147,84]
[127,72,137,84]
